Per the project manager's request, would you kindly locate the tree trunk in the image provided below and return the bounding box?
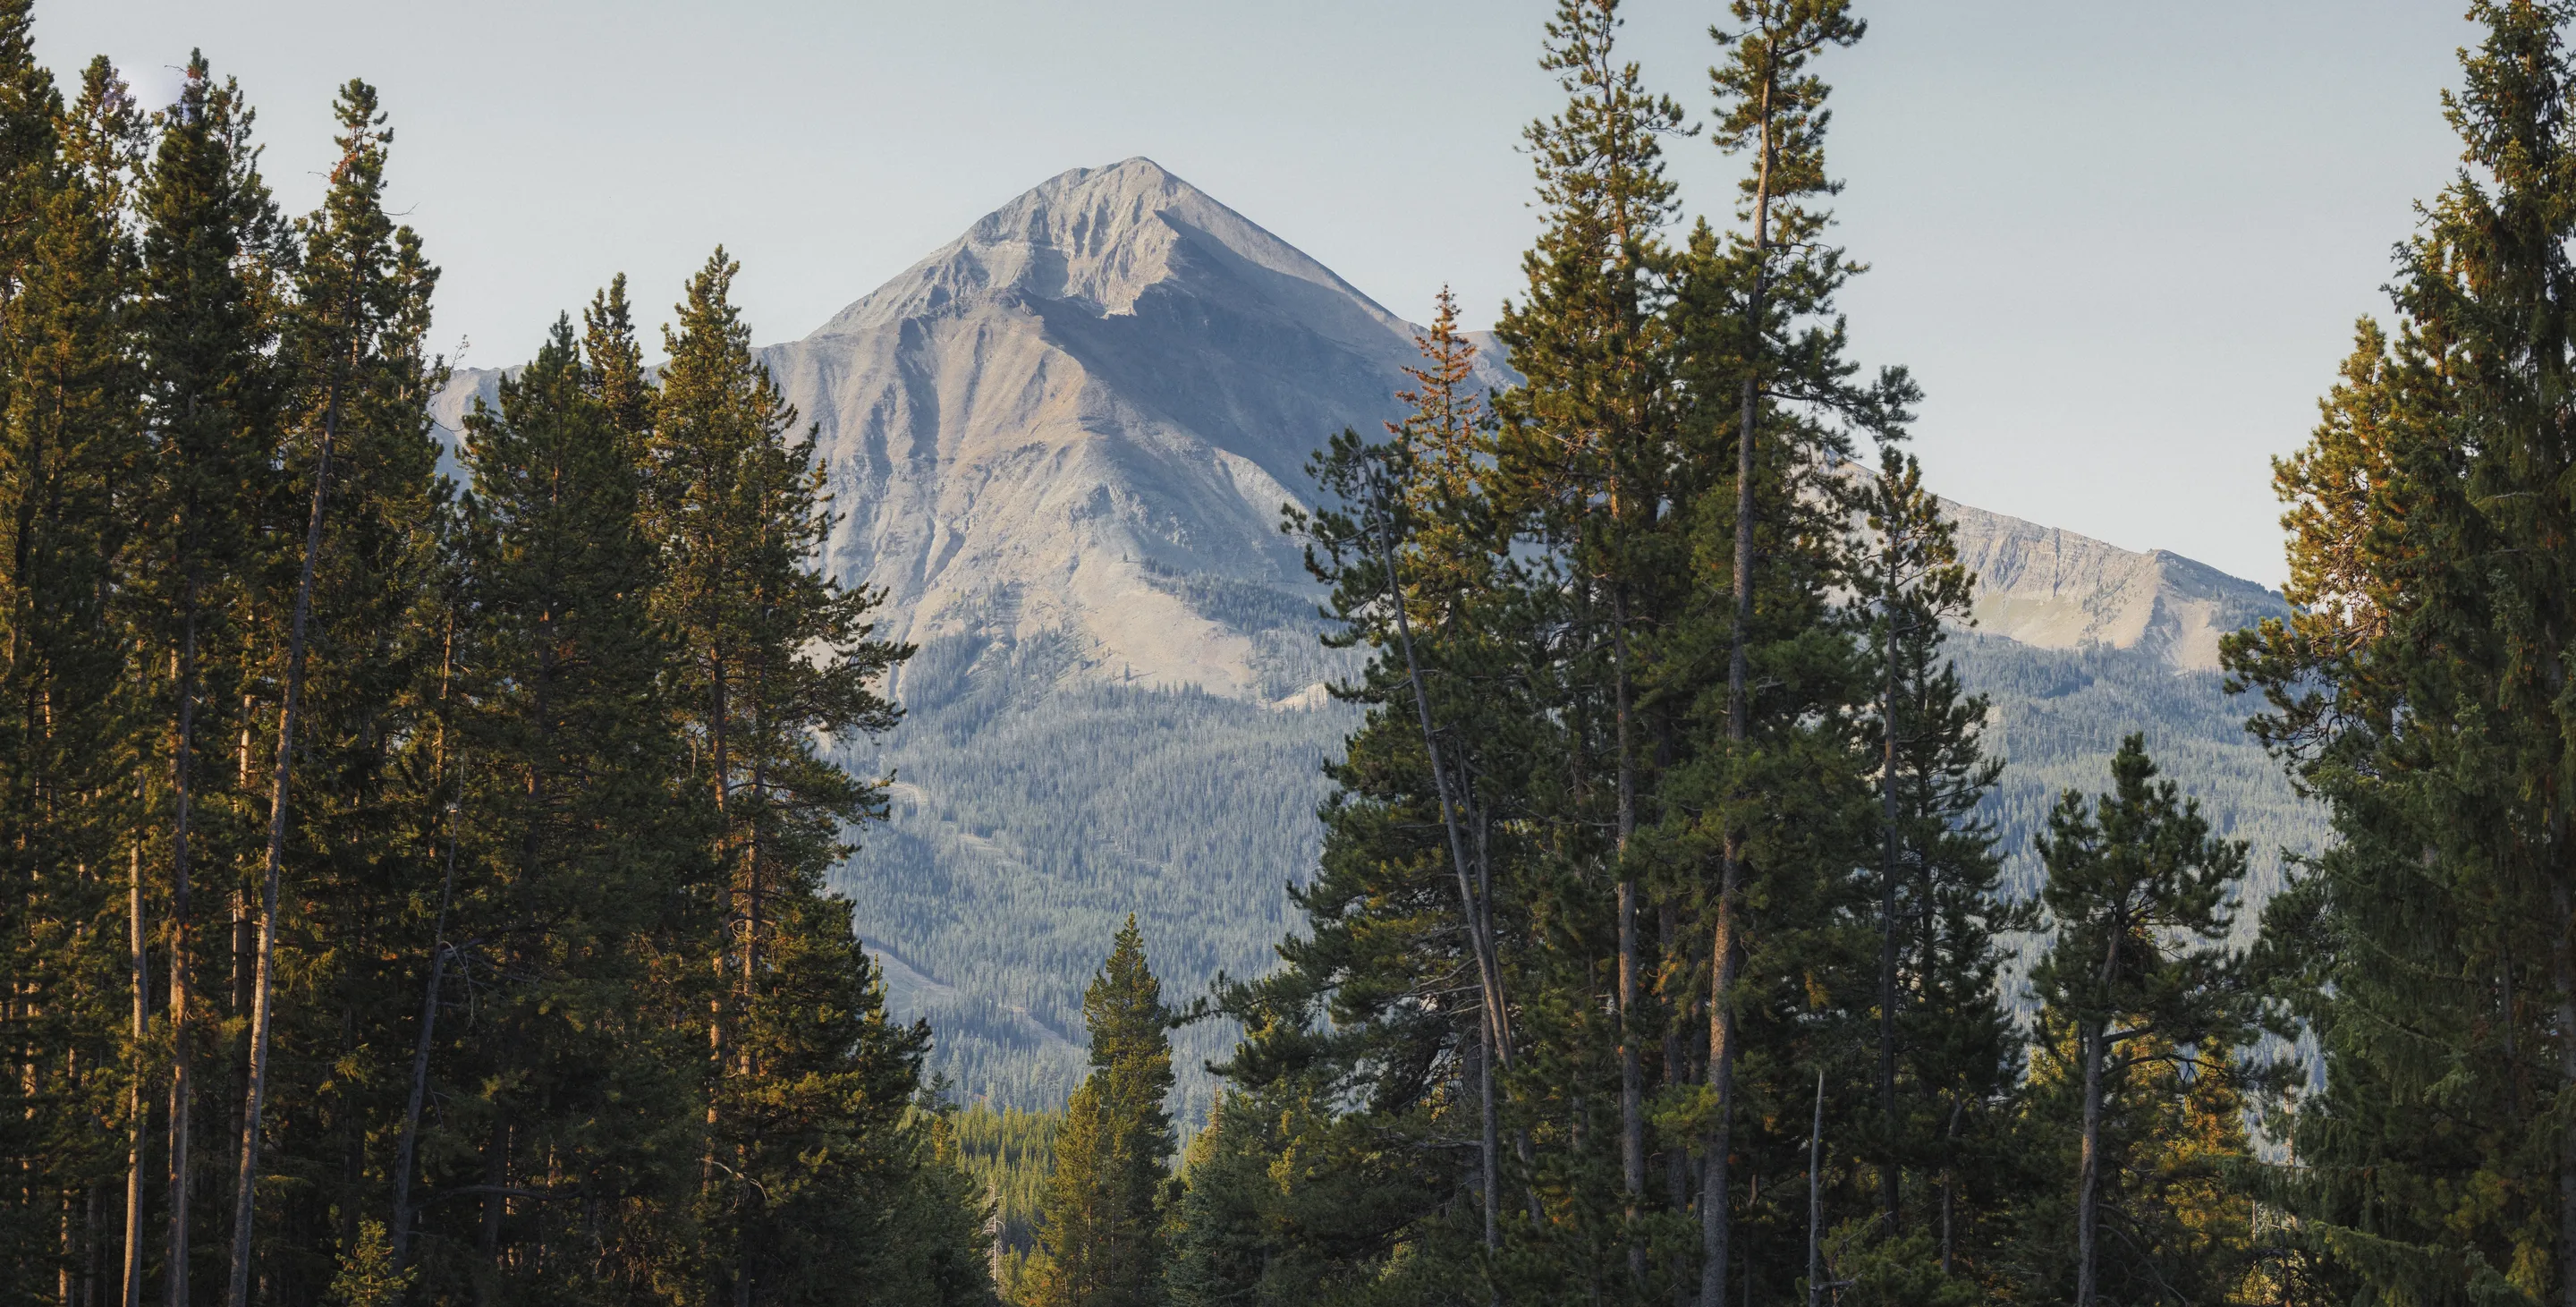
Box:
[123,838,145,1307]
[2554,865,2575,1307]
[389,897,453,1272]
[165,610,197,1307]
[1368,470,1510,1270]
[391,615,458,1270]
[224,406,334,1307]
[704,651,729,1195]
[2076,1017,2104,1307]
[1879,556,1902,1230]
[741,742,764,1082]
[1479,1020,1500,1258]
[1807,1068,1825,1307]
[1701,879,1740,1307]
[1614,589,1645,1279]
[1940,1097,1962,1277]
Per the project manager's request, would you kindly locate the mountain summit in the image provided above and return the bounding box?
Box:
[758,157,1507,702]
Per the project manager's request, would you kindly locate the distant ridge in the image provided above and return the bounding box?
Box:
[1942,500,2285,673]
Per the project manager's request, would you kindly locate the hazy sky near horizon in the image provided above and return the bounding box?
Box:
[48,1,2474,586]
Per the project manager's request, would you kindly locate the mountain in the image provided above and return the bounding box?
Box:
[763,157,1512,705]
[429,158,2318,1117]
[1945,499,2285,674]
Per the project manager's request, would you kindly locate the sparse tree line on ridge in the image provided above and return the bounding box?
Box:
[4,1,2575,1306]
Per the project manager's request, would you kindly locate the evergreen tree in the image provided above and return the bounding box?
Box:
[225,79,445,1307]
[1856,451,2020,1277]
[0,36,149,1305]
[2222,4,2576,1303]
[406,314,712,1298]
[1162,1093,1272,1307]
[133,49,286,1307]
[1218,300,1546,1303]
[1489,13,1688,1267]
[2027,736,2250,1307]
[646,245,915,1303]
[0,20,1000,1303]
[1663,4,1907,1304]
[1030,919,1175,1307]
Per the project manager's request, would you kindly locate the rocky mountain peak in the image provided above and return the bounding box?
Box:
[813,157,1411,351]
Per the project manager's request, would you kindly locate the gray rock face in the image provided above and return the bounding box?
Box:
[1942,499,2286,673]
[758,157,1511,702]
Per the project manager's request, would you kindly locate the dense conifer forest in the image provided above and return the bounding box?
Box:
[9,0,2576,1304]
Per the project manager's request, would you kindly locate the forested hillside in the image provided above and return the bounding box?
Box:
[838,625,1356,1121]
[839,621,2322,1121]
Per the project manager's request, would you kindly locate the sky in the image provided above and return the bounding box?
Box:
[45,1,2477,587]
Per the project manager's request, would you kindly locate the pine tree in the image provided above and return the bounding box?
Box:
[2221,4,2576,1302]
[1221,295,1555,1301]
[225,78,444,1307]
[0,33,151,1304]
[2028,736,2249,1307]
[646,246,912,1303]
[1491,4,1689,1277]
[133,50,285,1307]
[1856,451,2020,1276]
[1030,918,1175,1307]
[1666,5,1906,1303]
[405,313,713,1297]
[0,25,1005,1303]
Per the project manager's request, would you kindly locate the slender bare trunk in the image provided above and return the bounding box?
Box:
[1479,1020,1500,1258]
[123,838,146,1307]
[390,808,457,1269]
[1614,589,1645,1279]
[1807,1069,1825,1307]
[391,622,458,1270]
[165,611,197,1307]
[1878,550,1902,1229]
[1700,884,1740,1307]
[706,656,729,1190]
[2076,1018,2103,1307]
[1367,472,1507,1260]
[2554,864,2575,1307]
[224,403,334,1307]
[1940,1098,1962,1277]
[742,745,763,1082]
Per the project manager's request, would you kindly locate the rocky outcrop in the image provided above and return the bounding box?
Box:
[1942,498,2284,673]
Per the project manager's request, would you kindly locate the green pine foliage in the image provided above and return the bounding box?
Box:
[1160,6,2305,1307]
[1856,453,2027,1276]
[0,12,993,1303]
[2220,4,2576,1302]
[2025,736,2253,1305]
[1026,919,1179,1307]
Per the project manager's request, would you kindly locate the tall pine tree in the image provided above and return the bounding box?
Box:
[1030,919,1174,1307]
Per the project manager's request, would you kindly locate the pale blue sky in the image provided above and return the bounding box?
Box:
[48,1,2474,585]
